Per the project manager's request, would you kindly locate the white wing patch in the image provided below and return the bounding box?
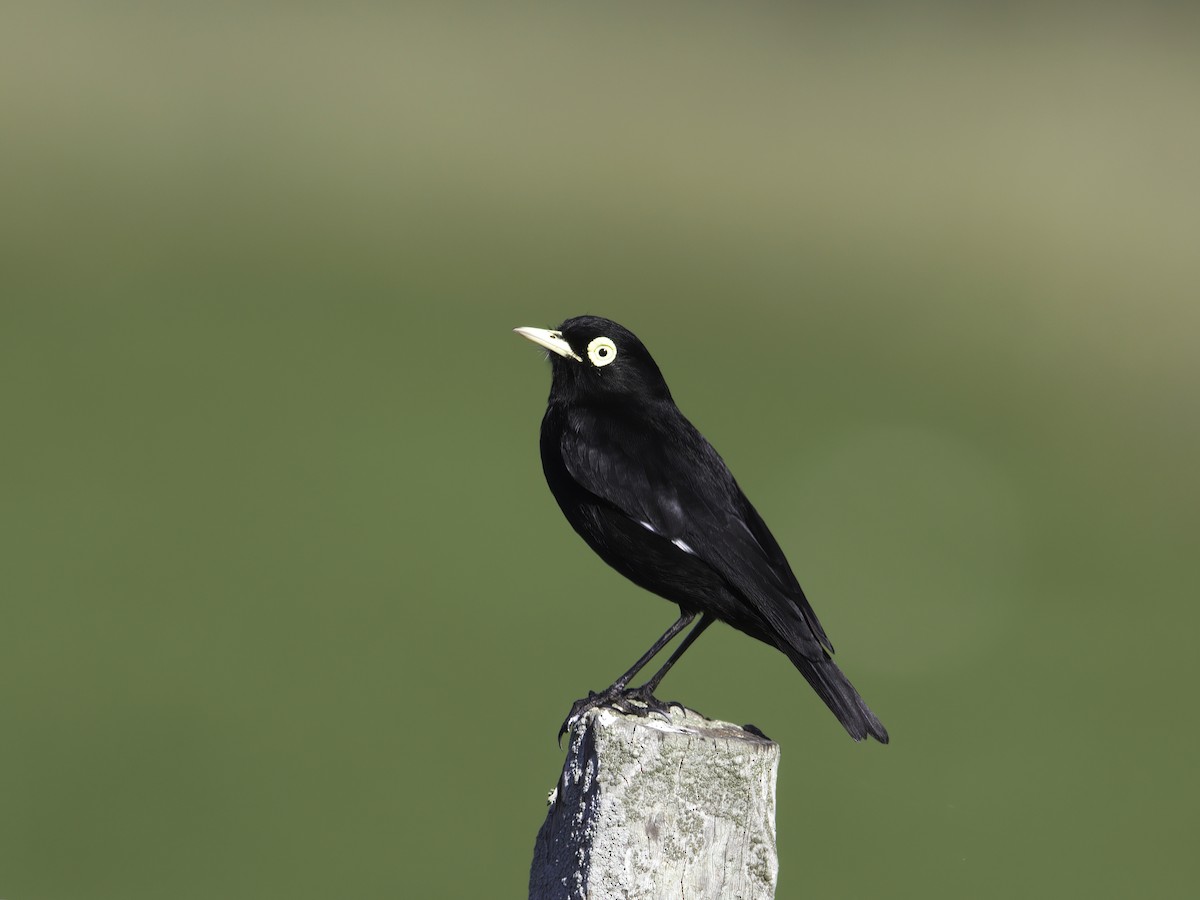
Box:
[638,519,695,556]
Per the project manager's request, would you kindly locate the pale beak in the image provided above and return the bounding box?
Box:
[513,326,583,362]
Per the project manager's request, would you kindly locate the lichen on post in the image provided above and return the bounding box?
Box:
[530,705,780,900]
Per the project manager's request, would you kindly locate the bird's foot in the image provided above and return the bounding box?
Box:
[558,688,619,745]
[557,684,684,745]
[617,683,684,721]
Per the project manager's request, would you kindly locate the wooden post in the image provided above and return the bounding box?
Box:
[530,705,780,900]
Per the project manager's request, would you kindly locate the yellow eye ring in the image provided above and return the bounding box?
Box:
[587,336,618,367]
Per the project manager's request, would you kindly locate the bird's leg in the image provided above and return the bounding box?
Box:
[623,613,714,714]
[558,611,695,743]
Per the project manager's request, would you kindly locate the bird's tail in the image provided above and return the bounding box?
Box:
[784,647,889,743]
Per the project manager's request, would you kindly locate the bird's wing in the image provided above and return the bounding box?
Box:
[733,491,834,652]
[559,408,833,660]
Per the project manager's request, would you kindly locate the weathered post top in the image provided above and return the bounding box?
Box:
[530,705,780,900]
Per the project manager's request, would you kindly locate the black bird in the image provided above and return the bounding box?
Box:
[516,316,888,744]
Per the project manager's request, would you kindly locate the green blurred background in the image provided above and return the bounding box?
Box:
[3,2,1197,897]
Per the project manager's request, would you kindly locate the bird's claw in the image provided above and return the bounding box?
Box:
[558,690,613,745]
[614,685,682,721]
[557,685,683,745]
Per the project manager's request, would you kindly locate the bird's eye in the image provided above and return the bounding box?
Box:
[587,336,618,367]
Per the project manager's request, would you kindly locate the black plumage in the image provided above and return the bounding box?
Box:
[516,316,888,744]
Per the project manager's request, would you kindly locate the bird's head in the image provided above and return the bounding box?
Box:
[514,315,673,404]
